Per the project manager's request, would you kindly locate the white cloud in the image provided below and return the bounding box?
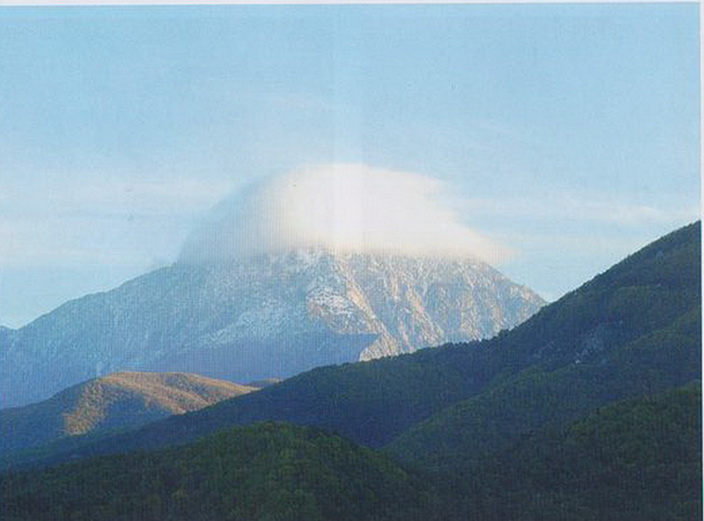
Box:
[180,164,510,264]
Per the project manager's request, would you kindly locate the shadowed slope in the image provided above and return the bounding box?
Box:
[456,383,702,521]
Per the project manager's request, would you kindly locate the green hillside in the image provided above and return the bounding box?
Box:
[456,383,702,521]
[0,422,435,521]
[387,305,700,471]
[2,385,699,521]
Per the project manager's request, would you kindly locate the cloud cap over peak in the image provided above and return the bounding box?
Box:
[179,164,509,264]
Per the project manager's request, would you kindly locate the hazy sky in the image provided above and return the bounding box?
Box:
[0,3,700,328]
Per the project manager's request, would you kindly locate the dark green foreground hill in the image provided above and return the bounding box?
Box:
[1,385,699,521]
[459,382,702,521]
[1,422,434,521]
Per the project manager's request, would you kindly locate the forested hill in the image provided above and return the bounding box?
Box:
[386,221,701,469]
[1,384,699,520]
[0,422,437,521]
[450,382,702,521]
[2,222,699,472]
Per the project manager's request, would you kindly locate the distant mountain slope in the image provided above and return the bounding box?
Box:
[0,422,436,521]
[0,372,256,454]
[8,222,697,471]
[457,383,702,521]
[0,250,544,408]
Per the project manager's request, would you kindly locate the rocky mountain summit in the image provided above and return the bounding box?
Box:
[0,249,544,408]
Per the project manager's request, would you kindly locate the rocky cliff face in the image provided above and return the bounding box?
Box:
[0,249,544,408]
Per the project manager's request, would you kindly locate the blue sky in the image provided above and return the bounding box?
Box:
[0,3,700,327]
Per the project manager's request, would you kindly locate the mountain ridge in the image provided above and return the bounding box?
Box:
[0,249,544,408]
[384,221,701,469]
[1,380,699,520]
[6,222,697,470]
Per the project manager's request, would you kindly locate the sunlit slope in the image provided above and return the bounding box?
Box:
[0,372,256,454]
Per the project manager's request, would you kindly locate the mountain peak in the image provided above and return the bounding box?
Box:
[12,222,696,472]
[1,250,544,408]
